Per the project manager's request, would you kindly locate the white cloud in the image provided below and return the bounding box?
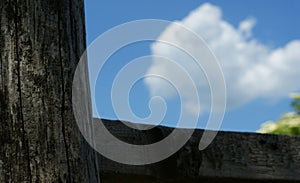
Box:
[238,17,256,38]
[144,3,300,115]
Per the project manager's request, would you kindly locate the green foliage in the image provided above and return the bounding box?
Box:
[291,93,300,114]
[257,93,300,135]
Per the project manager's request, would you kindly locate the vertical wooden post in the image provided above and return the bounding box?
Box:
[0,0,99,182]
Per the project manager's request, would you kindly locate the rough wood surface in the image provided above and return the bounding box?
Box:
[0,0,99,182]
[96,119,300,182]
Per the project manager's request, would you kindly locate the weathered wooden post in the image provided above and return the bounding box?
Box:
[0,0,99,182]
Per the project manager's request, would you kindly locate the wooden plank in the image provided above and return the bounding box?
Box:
[96,119,300,182]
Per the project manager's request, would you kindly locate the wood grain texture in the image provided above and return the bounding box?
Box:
[96,119,300,182]
[0,0,99,182]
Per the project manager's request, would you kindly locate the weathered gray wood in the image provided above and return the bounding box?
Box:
[0,0,99,182]
[96,119,300,182]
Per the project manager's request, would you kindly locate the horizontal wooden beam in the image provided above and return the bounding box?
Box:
[95,119,300,182]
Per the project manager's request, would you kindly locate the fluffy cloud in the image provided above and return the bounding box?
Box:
[144,3,300,114]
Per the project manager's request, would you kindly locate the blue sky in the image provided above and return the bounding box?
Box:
[84,0,300,132]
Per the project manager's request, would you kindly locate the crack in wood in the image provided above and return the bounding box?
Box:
[13,1,32,182]
[57,1,72,182]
